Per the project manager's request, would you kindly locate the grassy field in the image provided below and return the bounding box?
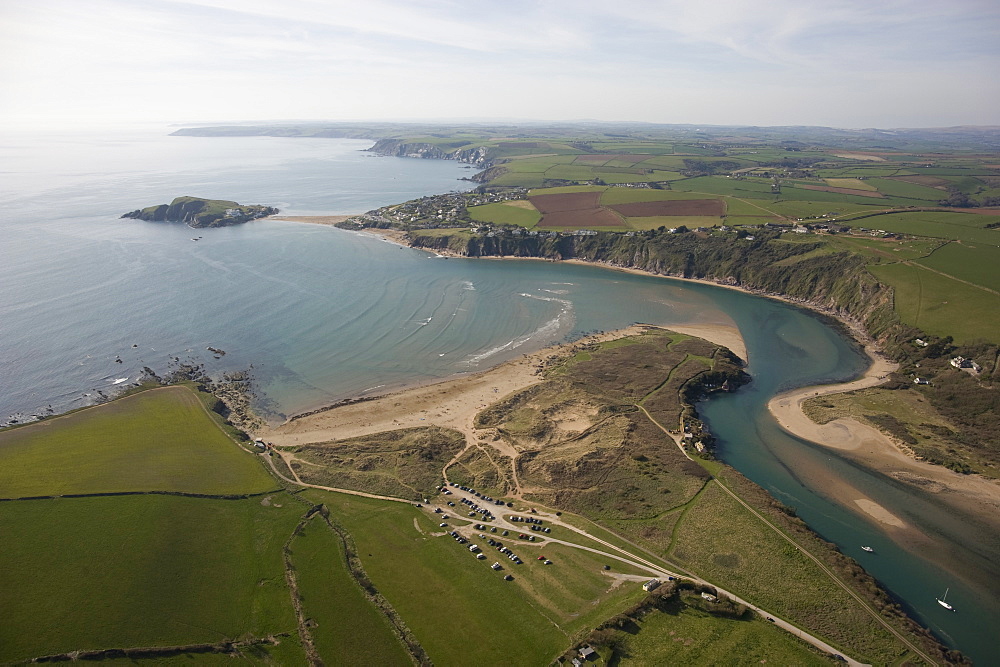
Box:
[469,200,542,227]
[917,241,1000,291]
[672,175,777,197]
[0,386,277,498]
[824,177,879,191]
[839,210,1000,245]
[668,483,906,664]
[765,200,878,218]
[0,494,302,663]
[288,515,412,665]
[866,177,947,200]
[823,235,943,262]
[868,261,1000,342]
[307,490,612,665]
[615,599,831,665]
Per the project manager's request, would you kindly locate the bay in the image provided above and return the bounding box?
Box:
[1,128,996,662]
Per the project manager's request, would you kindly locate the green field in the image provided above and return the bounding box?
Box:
[307,490,594,665]
[765,200,878,218]
[0,386,277,498]
[869,261,1000,342]
[0,494,302,662]
[824,235,943,262]
[839,210,1000,245]
[866,177,947,200]
[288,516,412,665]
[668,483,905,664]
[469,201,542,227]
[672,175,776,197]
[917,241,1000,291]
[616,601,830,665]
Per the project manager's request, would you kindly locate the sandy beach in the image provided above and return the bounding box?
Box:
[768,347,1000,537]
[267,214,355,226]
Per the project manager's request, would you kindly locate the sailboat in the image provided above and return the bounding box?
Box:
[936,588,956,611]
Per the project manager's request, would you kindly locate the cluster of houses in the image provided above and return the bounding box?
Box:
[349,188,529,229]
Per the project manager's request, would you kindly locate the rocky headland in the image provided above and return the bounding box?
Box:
[122,196,277,228]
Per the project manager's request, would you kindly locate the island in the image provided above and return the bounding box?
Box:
[121,196,277,228]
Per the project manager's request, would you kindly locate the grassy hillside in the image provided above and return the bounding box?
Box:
[0,386,277,497]
[0,494,303,662]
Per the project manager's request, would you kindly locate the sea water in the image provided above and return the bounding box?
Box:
[1,128,996,661]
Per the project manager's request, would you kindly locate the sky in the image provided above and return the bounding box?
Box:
[1,0,998,130]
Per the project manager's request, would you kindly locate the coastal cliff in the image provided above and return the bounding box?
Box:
[367,139,495,170]
[122,196,277,228]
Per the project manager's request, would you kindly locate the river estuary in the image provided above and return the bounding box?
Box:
[1,128,996,662]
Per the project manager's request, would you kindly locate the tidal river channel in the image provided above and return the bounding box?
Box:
[697,286,1000,664]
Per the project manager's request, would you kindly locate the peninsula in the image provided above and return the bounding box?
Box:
[121,196,277,228]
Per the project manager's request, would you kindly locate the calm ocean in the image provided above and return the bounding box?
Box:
[0,127,995,660]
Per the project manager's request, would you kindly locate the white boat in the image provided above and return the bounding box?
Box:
[861,546,874,552]
[936,588,956,611]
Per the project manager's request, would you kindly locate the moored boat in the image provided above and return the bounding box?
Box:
[936,587,956,611]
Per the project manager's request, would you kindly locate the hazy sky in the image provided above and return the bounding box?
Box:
[2,0,998,129]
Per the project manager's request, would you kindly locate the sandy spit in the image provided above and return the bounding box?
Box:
[267,215,355,226]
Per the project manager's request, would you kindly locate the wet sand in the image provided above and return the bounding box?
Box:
[768,349,1000,535]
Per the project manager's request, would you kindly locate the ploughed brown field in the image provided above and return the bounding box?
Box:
[609,199,725,217]
[541,208,626,228]
[529,191,603,213]
[529,191,626,228]
[796,184,886,198]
